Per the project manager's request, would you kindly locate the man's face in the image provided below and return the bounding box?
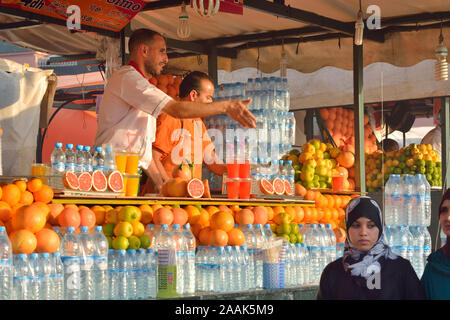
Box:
[143,35,168,76]
[191,79,214,103]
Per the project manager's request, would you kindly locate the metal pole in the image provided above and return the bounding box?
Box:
[208,42,218,85]
[353,43,365,194]
[305,109,314,141]
[441,96,450,190]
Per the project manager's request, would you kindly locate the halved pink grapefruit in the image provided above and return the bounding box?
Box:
[259,178,274,195]
[272,177,285,196]
[92,170,107,192]
[107,170,124,193]
[63,171,79,190]
[78,172,93,192]
[284,180,293,196]
[187,178,204,198]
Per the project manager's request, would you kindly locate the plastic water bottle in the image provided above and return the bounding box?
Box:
[156,224,178,298]
[243,224,256,289]
[422,227,432,268]
[79,226,95,300]
[136,248,146,299]
[301,243,310,284]
[84,146,93,173]
[410,226,424,277]
[305,224,321,283]
[228,246,240,291]
[116,249,128,300]
[108,249,117,299]
[51,252,64,300]
[195,246,205,293]
[240,245,250,290]
[317,224,328,270]
[75,145,85,174]
[0,226,12,300]
[285,160,295,196]
[417,174,431,226]
[383,225,392,246]
[92,226,108,300]
[253,224,265,289]
[441,227,447,248]
[326,224,337,262]
[216,246,226,292]
[336,243,345,258]
[384,174,403,226]
[182,224,196,295]
[402,175,415,226]
[413,175,425,227]
[65,143,76,173]
[294,243,303,285]
[171,224,186,295]
[13,254,30,300]
[28,253,42,300]
[263,224,275,241]
[93,146,105,173]
[287,112,296,145]
[206,247,217,292]
[146,248,157,299]
[144,224,156,250]
[39,253,53,300]
[397,226,412,261]
[126,249,137,300]
[104,147,117,174]
[51,142,66,176]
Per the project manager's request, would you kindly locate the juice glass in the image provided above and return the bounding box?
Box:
[239,178,252,199]
[126,152,140,174]
[239,162,251,178]
[227,161,240,179]
[121,176,128,195]
[226,179,240,199]
[332,173,344,191]
[115,151,128,173]
[31,163,50,184]
[125,174,140,197]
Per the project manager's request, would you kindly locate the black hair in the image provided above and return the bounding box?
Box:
[128,28,162,55]
[179,71,214,98]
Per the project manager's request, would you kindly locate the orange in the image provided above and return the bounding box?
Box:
[205,206,220,216]
[303,207,313,223]
[191,223,203,238]
[293,206,305,223]
[337,208,346,218]
[30,202,50,219]
[198,227,211,245]
[90,205,106,226]
[151,204,163,213]
[188,208,208,226]
[310,208,319,222]
[227,228,245,246]
[33,185,53,204]
[316,208,324,221]
[272,206,285,217]
[14,180,27,193]
[2,184,21,207]
[139,204,153,225]
[153,207,174,225]
[266,206,274,221]
[341,196,351,208]
[185,205,200,218]
[27,178,43,193]
[11,205,46,233]
[47,203,64,225]
[218,205,233,213]
[235,209,254,225]
[0,201,12,222]
[321,208,332,222]
[19,191,34,205]
[11,203,24,216]
[172,207,188,226]
[316,195,327,208]
[79,207,96,229]
[304,190,316,201]
[333,195,342,209]
[65,204,79,210]
[210,229,228,247]
[58,207,81,228]
[252,206,268,225]
[11,229,37,254]
[284,206,296,222]
[210,211,234,232]
[325,195,335,209]
[330,208,339,221]
[35,228,60,253]
[294,183,307,197]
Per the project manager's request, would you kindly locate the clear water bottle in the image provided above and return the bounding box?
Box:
[104,147,117,174]
[317,224,328,270]
[305,224,321,283]
[414,175,425,227]
[13,254,30,300]
[136,248,146,299]
[75,145,85,174]
[410,226,424,277]
[182,224,196,295]
[93,146,105,173]
[205,247,216,292]
[326,224,337,262]
[40,253,53,300]
[79,226,95,300]
[441,227,447,248]
[195,246,205,293]
[65,143,76,173]
[156,224,178,298]
[0,226,12,300]
[263,224,275,241]
[108,249,118,300]
[300,243,310,284]
[216,246,226,292]
[383,225,392,245]
[253,224,265,289]
[418,174,431,226]
[294,243,303,285]
[171,224,186,295]
[402,175,415,226]
[92,226,108,300]
[84,146,93,173]
[144,224,156,250]
[398,226,412,261]
[146,248,157,299]
[228,246,240,291]
[242,224,256,289]
[28,253,42,300]
[126,249,137,300]
[287,112,296,145]
[384,174,403,226]
[225,246,234,292]
[285,160,295,196]
[116,249,129,300]
[51,252,64,300]
[240,245,250,290]
[51,142,66,175]
[336,243,345,258]
[422,227,432,268]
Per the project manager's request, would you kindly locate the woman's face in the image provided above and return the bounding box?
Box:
[439,200,450,237]
[348,217,380,251]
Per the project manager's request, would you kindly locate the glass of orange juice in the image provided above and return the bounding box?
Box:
[125,152,139,174]
[31,163,50,184]
[125,174,140,197]
[115,151,128,173]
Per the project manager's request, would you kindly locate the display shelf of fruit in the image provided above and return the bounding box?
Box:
[365,143,442,192]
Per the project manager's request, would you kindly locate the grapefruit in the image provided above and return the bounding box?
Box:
[186,178,204,198]
[227,228,245,246]
[284,180,293,196]
[35,228,60,253]
[272,177,285,196]
[337,151,355,169]
[63,171,79,190]
[153,207,174,225]
[172,207,188,225]
[107,170,124,192]
[11,229,37,254]
[259,178,274,195]
[47,203,65,225]
[92,170,108,192]
[172,163,192,180]
[252,206,268,225]
[210,211,234,232]
[79,207,96,229]
[235,209,254,225]
[58,207,81,228]
[78,172,93,192]
[11,205,46,233]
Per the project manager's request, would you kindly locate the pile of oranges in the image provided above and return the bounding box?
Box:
[0,178,57,255]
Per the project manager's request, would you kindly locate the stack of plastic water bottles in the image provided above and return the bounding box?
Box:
[384,174,432,278]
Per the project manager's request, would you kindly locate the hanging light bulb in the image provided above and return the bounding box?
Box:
[280,42,288,78]
[435,27,448,82]
[354,9,364,45]
[177,2,190,39]
[193,0,220,17]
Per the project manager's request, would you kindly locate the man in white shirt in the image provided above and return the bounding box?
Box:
[94,28,255,184]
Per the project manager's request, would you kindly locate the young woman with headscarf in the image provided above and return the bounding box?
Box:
[317,196,425,299]
[421,188,450,299]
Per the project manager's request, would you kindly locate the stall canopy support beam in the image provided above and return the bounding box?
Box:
[441,97,450,190]
[0,21,41,30]
[208,44,218,86]
[305,109,314,141]
[353,43,365,194]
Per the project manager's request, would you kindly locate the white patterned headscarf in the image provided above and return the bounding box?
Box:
[342,196,398,280]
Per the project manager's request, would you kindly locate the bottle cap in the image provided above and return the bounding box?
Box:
[127,249,136,254]
[108,249,115,254]
[30,253,38,259]
[246,224,253,229]
[56,142,63,148]
[95,146,102,152]
[80,226,88,232]
[52,252,60,257]
[326,224,332,228]
[118,250,126,255]
[162,224,168,229]
[137,248,144,253]
[41,252,50,258]
[66,143,73,149]
[183,224,190,230]
[95,226,102,232]
[67,226,75,232]
[105,147,112,153]
[147,224,155,229]
[84,146,91,151]
[172,224,180,229]
[18,254,27,259]
[76,145,84,150]
[264,224,270,228]
[0,226,5,232]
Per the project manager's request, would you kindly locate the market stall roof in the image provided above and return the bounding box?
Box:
[0,0,449,74]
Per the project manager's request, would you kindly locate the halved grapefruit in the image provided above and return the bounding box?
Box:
[187,178,204,198]
[78,172,93,192]
[92,170,107,192]
[284,180,293,196]
[107,170,124,193]
[63,171,79,190]
[272,177,285,196]
[259,178,274,195]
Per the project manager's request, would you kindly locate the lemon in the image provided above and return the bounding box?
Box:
[112,236,129,250]
[114,221,133,237]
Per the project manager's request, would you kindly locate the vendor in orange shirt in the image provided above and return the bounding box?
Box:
[148,71,227,192]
